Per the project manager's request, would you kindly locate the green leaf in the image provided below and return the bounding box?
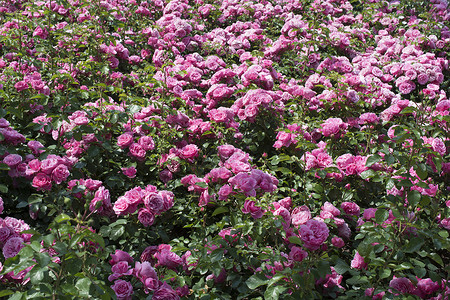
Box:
[264,285,287,300]
[375,209,389,224]
[414,164,428,180]
[334,259,350,275]
[0,290,14,297]
[30,267,46,285]
[0,184,8,193]
[210,249,224,263]
[407,190,421,208]
[212,206,229,217]
[365,154,381,167]
[288,236,302,246]
[0,162,10,170]
[36,252,51,267]
[55,214,71,223]
[8,292,26,300]
[414,266,426,278]
[428,253,443,266]
[359,169,376,179]
[195,182,208,188]
[246,273,268,289]
[109,226,125,241]
[404,237,425,253]
[438,231,449,238]
[76,277,92,296]
[379,268,391,279]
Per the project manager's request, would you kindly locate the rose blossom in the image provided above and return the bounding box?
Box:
[28,140,45,155]
[389,277,414,295]
[32,173,52,191]
[288,246,308,262]
[110,250,134,265]
[138,208,155,227]
[3,154,22,167]
[51,164,70,184]
[291,206,311,226]
[40,157,59,174]
[152,282,180,300]
[0,226,11,244]
[117,133,134,148]
[331,237,345,248]
[341,202,360,216]
[350,251,367,269]
[143,192,164,214]
[180,144,199,162]
[111,280,133,300]
[134,261,159,291]
[129,143,146,160]
[108,261,133,281]
[242,200,264,219]
[113,196,136,216]
[3,236,25,259]
[155,249,183,270]
[0,197,3,215]
[138,136,155,151]
[122,166,137,178]
[299,219,329,250]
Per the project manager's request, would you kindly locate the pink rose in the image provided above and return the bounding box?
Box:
[416,278,440,296]
[51,164,70,184]
[0,226,11,244]
[110,250,133,266]
[152,282,180,300]
[14,81,29,92]
[341,202,360,216]
[138,208,155,227]
[0,197,3,215]
[389,277,414,295]
[27,141,45,155]
[138,136,155,151]
[108,261,133,281]
[359,113,379,124]
[242,200,264,219]
[217,144,236,160]
[113,196,136,216]
[288,246,308,262]
[40,157,59,174]
[134,261,159,291]
[117,133,134,148]
[122,166,137,178]
[158,191,174,211]
[144,192,164,214]
[3,154,22,167]
[111,280,133,300]
[291,206,311,226]
[218,184,233,200]
[321,118,347,137]
[32,173,52,191]
[363,208,377,220]
[331,237,345,248]
[233,173,258,196]
[180,144,199,162]
[3,236,25,259]
[299,219,329,250]
[350,251,367,269]
[208,109,228,122]
[129,143,146,160]
[155,249,182,270]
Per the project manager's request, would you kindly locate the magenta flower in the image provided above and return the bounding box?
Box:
[299,219,329,250]
[111,280,133,300]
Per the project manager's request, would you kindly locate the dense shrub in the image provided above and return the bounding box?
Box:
[0,0,449,299]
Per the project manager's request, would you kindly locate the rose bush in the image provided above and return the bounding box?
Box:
[0,0,449,299]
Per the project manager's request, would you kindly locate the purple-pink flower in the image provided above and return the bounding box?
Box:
[299,219,329,250]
